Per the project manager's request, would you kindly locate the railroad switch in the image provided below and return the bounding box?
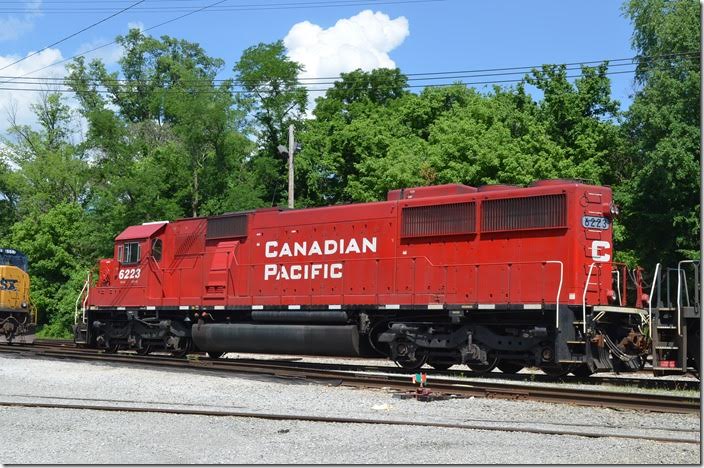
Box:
[393,373,452,402]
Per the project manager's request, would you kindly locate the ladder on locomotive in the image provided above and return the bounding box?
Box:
[650,260,700,375]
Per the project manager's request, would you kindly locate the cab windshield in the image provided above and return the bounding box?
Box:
[0,248,28,272]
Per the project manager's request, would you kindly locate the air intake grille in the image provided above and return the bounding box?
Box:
[481,194,567,232]
[206,213,248,240]
[401,202,476,238]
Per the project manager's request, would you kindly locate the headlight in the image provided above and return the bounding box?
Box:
[610,202,620,217]
[21,302,27,308]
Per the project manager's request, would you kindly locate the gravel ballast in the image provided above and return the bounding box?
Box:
[0,354,699,464]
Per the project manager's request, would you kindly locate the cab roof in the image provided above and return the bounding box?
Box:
[115,222,167,241]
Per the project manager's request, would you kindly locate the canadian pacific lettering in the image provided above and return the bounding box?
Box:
[263,237,377,280]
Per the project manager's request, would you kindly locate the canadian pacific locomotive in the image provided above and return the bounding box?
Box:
[0,248,36,344]
[74,180,700,376]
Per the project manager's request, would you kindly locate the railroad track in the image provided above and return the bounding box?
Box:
[222,357,701,392]
[22,339,703,391]
[0,397,698,445]
[0,343,699,414]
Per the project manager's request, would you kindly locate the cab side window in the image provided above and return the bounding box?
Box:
[151,238,162,262]
[120,242,140,264]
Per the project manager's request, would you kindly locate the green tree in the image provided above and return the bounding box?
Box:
[0,159,18,240]
[0,93,97,336]
[298,67,623,204]
[1,93,90,216]
[67,29,257,225]
[620,0,700,265]
[233,40,307,205]
[297,68,409,205]
[10,203,94,337]
[526,63,624,185]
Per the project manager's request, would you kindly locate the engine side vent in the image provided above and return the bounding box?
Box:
[401,202,476,238]
[481,194,567,233]
[175,220,206,256]
[206,213,249,240]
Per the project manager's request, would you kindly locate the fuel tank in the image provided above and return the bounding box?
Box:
[191,323,363,356]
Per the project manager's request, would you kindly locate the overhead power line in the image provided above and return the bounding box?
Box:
[0,0,446,13]
[0,60,671,87]
[0,0,146,72]
[0,50,697,90]
[0,0,436,84]
[0,0,231,85]
[0,67,664,95]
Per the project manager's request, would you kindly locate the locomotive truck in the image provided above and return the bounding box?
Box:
[74,180,700,376]
[0,248,36,344]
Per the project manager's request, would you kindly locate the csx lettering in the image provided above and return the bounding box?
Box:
[0,278,18,291]
[118,268,141,280]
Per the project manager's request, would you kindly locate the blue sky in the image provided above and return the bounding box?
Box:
[0,0,638,133]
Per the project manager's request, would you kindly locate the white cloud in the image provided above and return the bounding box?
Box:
[284,10,409,111]
[0,0,43,42]
[74,39,124,67]
[0,48,71,137]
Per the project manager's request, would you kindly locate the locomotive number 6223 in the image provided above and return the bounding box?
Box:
[118,268,141,280]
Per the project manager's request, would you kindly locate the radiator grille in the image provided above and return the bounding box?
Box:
[206,213,249,240]
[481,194,567,232]
[401,202,476,238]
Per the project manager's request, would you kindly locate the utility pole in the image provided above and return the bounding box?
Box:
[288,124,295,209]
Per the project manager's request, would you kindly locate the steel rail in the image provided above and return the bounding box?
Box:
[0,345,699,414]
[209,357,702,392]
[0,400,697,445]
[14,341,703,390]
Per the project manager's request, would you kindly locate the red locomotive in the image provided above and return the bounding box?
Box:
[74,179,698,375]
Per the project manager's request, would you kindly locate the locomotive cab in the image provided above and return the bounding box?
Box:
[97,222,168,291]
[84,221,194,354]
[0,248,36,344]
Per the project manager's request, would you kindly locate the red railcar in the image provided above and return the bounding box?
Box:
[76,180,652,375]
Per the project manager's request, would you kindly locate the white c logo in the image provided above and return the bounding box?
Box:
[591,240,611,262]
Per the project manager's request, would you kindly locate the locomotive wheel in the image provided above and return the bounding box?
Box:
[171,338,192,358]
[206,351,224,359]
[468,354,499,373]
[104,343,119,354]
[540,364,572,377]
[427,360,454,371]
[570,364,593,378]
[496,360,524,374]
[136,344,152,356]
[395,352,428,370]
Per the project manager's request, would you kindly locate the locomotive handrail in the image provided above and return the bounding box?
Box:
[83,272,90,324]
[676,260,699,336]
[74,271,90,325]
[648,263,661,338]
[581,261,648,335]
[611,269,622,306]
[545,260,563,329]
[582,263,597,335]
